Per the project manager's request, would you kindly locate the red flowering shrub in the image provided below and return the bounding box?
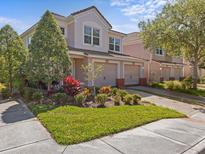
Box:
[63,76,81,96]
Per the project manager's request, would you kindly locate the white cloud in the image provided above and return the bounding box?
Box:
[121,4,145,16]
[110,0,171,31]
[0,16,29,34]
[110,0,133,6]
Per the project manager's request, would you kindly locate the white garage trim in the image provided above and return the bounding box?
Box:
[124,64,140,85]
[123,62,142,78]
[92,59,120,78]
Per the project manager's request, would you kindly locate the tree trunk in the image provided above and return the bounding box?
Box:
[192,62,198,89]
[47,83,51,96]
[8,68,12,97]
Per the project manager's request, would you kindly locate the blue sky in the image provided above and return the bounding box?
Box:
[0,0,169,34]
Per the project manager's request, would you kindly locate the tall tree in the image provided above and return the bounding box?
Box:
[0,25,27,95]
[28,10,71,91]
[139,0,205,89]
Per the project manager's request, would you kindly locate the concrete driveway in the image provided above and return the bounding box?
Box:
[0,97,205,154]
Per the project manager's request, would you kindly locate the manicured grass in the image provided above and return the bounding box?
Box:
[30,104,185,145]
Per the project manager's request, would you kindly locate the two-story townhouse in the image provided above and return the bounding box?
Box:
[123,32,185,83]
[21,6,147,88]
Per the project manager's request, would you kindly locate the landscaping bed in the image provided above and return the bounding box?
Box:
[151,78,205,97]
[30,104,184,145]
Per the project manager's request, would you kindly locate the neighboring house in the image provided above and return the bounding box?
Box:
[21,6,146,88]
[123,32,185,83]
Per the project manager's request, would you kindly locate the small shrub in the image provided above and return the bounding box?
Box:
[1,88,10,99]
[151,82,165,89]
[23,87,37,101]
[95,94,108,104]
[82,88,91,96]
[132,94,141,104]
[200,76,205,84]
[63,76,81,96]
[164,81,175,90]
[52,93,68,104]
[182,76,192,89]
[99,86,112,94]
[111,88,119,96]
[0,83,6,92]
[117,90,128,99]
[32,91,43,102]
[123,94,133,105]
[74,93,87,105]
[113,95,121,104]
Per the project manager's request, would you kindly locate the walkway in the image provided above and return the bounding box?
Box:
[0,96,205,154]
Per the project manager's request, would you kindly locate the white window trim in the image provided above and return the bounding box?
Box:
[83,25,100,47]
[155,48,164,56]
[60,26,65,36]
[109,37,121,52]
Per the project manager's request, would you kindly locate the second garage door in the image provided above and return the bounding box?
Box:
[162,67,171,81]
[124,64,140,85]
[95,62,118,87]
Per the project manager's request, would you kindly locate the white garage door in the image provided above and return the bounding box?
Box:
[95,62,117,87]
[162,67,171,81]
[174,68,181,80]
[124,64,140,85]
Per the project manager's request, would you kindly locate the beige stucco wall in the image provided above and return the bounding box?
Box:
[67,22,75,47]
[73,9,109,52]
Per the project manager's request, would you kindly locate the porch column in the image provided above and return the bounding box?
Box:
[169,66,175,80]
[116,62,124,89]
[139,65,147,86]
[88,58,93,87]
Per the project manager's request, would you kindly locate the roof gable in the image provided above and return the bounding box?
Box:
[71,6,112,29]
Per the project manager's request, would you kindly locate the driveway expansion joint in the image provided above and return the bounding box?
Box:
[181,137,205,154]
[141,127,188,146]
[100,138,125,154]
[0,138,51,153]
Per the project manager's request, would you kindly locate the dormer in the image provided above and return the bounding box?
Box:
[70,6,112,52]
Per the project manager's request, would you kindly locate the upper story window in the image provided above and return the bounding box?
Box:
[28,36,32,45]
[84,26,100,46]
[60,27,65,35]
[155,48,164,56]
[109,37,120,52]
[25,36,32,47]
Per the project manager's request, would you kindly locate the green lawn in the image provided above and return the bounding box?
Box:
[30,104,184,145]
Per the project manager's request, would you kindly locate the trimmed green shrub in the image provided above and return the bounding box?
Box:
[111,88,119,96]
[151,82,165,89]
[182,76,192,89]
[1,88,10,99]
[123,94,133,105]
[200,77,205,84]
[117,90,128,99]
[52,93,68,104]
[23,87,37,101]
[132,94,141,104]
[95,94,108,104]
[113,95,121,104]
[32,91,43,102]
[0,83,6,92]
[74,93,87,105]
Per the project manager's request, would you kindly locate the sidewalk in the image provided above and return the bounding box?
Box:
[1,98,205,154]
